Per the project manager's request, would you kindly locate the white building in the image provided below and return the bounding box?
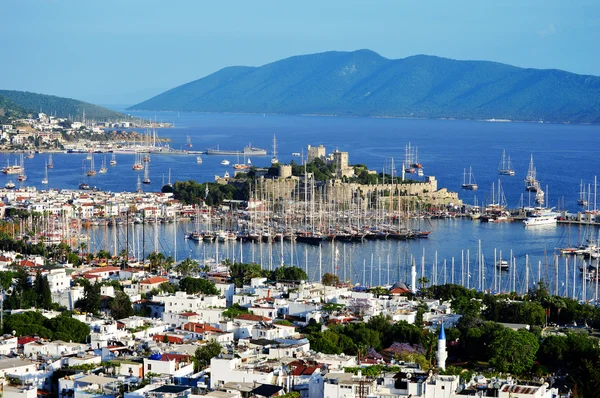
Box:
[143,353,194,377]
[210,356,276,390]
[46,268,70,293]
[158,291,225,313]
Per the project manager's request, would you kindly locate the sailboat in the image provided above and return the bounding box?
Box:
[404,143,416,173]
[578,180,588,206]
[271,134,279,164]
[86,156,96,176]
[17,153,26,182]
[525,154,540,191]
[109,153,117,166]
[234,156,250,170]
[142,161,151,184]
[99,157,108,174]
[461,167,478,190]
[196,155,203,164]
[41,162,49,184]
[47,154,54,169]
[132,152,144,170]
[498,150,515,176]
[411,147,423,169]
[186,136,193,148]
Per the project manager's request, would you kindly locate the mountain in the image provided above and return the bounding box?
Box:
[0,90,126,120]
[130,50,600,123]
[0,95,28,123]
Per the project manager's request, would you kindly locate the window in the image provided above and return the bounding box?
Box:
[147,364,151,370]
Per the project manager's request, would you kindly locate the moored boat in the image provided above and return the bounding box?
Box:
[498,150,515,176]
[461,167,478,190]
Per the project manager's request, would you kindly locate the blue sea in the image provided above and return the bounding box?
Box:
[9,111,600,297]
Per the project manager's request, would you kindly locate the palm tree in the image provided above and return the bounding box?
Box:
[418,276,429,290]
[161,256,174,275]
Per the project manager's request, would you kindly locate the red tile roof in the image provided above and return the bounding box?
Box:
[88,266,121,274]
[178,312,198,317]
[18,336,37,346]
[153,334,184,344]
[290,365,320,376]
[140,276,169,285]
[20,260,37,267]
[160,353,189,362]
[235,313,272,322]
[182,322,223,334]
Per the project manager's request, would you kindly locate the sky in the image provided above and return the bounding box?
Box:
[0,0,598,105]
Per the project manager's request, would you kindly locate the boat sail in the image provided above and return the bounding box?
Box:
[186,136,193,148]
[2,158,22,175]
[461,167,478,190]
[41,162,48,185]
[86,156,96,176]
[404,143,416,173]
[142,161,151,184]
[525,154,540,192]
[271,134,279,164]
[578,179,588,206]
[17,153,26,182]
[47,154,54,169]
[110,153,117,166]
[132,152,144,170]
[498,150,515,176]
[99,157,108,174]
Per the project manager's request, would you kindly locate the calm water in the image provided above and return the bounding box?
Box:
[10,111,600,298]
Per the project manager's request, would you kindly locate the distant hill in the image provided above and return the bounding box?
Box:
[0,90,126,121]
[130,50,600,123]
[0,95,28,123]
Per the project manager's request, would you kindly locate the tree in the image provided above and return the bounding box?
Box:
[222,303,249,320]
[322,273,340,286]
[228,262,267,287]
[160,256,174,275]
[4,312,90,343]
[110,291,133,320]
[39,274,52,310]
[80,283,101,314]
[147,252,165,274]
[271,266,307,282]
[194,340,222,371]
[179,277,219,295]
[489,328,539,374]
[175,258,198,277]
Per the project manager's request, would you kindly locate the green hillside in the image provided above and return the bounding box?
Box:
[129,50,600,123]
[0,90,126,121]
[0,96,28,123]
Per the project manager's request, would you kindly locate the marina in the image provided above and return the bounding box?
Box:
[2,111,600,300]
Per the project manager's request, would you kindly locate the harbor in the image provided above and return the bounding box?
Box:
[2,110,600,302]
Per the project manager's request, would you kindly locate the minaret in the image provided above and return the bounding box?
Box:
[437,323,447,371]
[411,257,417,294]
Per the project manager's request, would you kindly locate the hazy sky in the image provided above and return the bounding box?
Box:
[1,0,598,105]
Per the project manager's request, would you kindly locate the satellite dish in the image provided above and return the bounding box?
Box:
[406,373,412,379]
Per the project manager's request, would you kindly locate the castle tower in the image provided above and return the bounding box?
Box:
[437,323,447,371]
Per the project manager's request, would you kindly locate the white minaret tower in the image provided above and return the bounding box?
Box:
[437,323,447,371]
[411,257,417,294]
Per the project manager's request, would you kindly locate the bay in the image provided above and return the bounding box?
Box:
[8,110,600,298]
